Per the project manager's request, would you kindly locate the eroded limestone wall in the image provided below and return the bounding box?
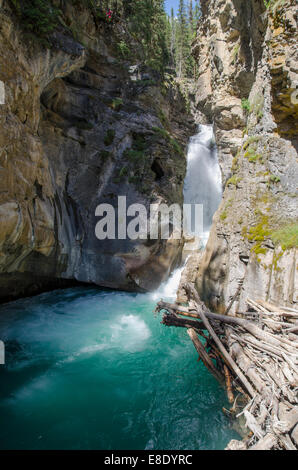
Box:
[192,0,297,312]
[0,2,193,301]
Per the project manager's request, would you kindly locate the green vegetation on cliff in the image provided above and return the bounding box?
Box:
[10,0,60,44]
[9,0,173,74]
[9,0,202,77]
[271,223,298,250]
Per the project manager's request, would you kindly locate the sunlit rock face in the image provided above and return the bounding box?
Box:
[192,0,298,312]
[0,3,194,301]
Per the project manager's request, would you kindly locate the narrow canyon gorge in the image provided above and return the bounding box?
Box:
[0,0,297,452]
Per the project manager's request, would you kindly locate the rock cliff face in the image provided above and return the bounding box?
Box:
[192,0,297,312]
[0,2,193,301]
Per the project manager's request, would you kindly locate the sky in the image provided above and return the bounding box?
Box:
[164,0,180,16]
[164,0,200,16]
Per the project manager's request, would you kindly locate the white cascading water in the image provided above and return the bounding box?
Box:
[184,124,222,248]
[153,124,222,299]
[151,265,186,300]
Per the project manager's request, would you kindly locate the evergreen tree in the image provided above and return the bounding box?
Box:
[185,0,195,77]
[123,0,169,73]
[174,0,197,78]
[188,0,194,35]
[193,0,202,29]
[176,0,188,77]
[169,7,176,69]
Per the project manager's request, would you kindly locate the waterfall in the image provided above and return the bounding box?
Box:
[151,262,187,301]
[183,124,222,248]
[152,125,222,300]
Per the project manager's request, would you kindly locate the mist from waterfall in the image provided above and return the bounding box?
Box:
[183,124,222,248]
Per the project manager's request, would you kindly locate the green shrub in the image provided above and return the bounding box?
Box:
[241,98,251,113]
[117,40,130,58]
[243,135,260,150]
[231,154,239,173]
[244,146,263,163]
[10,0,60,42]
[124,149,145,162]
[117,166,128,180]
[247,153,262,163]
[128,175,140,184]
[220,199,233,222]
[110,98,123,111]
[158,109,169,127]
[99,150,111,161]
[171,138,183,156]
[271,223,298,250]
[264,0,285,11]
[152,126,168,139]
[104,129,115,146]
[251,93,264,121]
[152,127,183,156]
[269,175,280,184]
[133,134,147,151]
[226,175,242,187]
[135,79,157,87]
[247,216,271,243]
[232,44,240,64]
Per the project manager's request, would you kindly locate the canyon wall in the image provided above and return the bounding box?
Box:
[0,1,193,301]
[192,0,297,312]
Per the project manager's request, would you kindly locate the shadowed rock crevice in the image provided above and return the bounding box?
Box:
[151,158,165,180]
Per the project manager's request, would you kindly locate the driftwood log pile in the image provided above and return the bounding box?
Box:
[155,283,298,450]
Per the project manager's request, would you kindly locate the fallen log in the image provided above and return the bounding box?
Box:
[252,356,297,402]
[156,301,204,319]
[248,299,298,319]
[184,283,255,398]
[278,404,298,433]
[229,341,270,396]
[287,326,298,334]
[224,279,244,315]
[230,332,293,363]
[187,328,223,384]
[156,283,298,450]
[278,434,297,450]
[257,300,298,315]
[243,410,265,439]
[162,313,205,331]
[158,299,298,353]
[224,364,234,403]
[249,433,277,450]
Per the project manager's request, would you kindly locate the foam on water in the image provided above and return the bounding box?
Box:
[0,287,239,449]
[110,314,151,352]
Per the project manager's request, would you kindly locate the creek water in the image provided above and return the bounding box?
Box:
[0,284,239,450]
[0,126,237,450]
